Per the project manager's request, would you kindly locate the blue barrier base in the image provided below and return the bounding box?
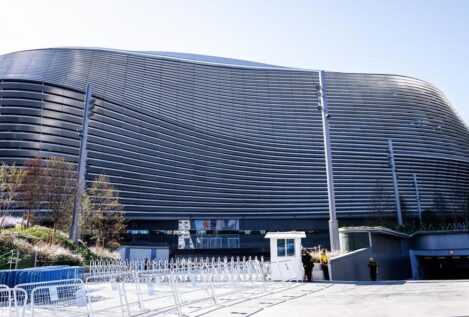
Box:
[0,266,85,287]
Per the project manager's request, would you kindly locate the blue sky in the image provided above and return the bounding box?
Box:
[2,0,468,124]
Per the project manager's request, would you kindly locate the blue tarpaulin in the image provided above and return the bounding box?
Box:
[0,266,84,288]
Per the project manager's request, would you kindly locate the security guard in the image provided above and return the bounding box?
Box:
[302,249,313,282]
[320,249,330,280]
[368,257,379,281]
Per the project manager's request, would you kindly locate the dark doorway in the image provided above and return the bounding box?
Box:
[419,256,469,279]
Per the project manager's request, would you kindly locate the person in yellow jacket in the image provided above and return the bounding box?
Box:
[320,249,330,280]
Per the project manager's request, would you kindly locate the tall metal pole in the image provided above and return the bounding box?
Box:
[318,71,340,252]
[70,83,94,241]
[412,173,422,225]
[387,139,403,226]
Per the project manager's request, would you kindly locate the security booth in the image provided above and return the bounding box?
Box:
[265,231,306,281]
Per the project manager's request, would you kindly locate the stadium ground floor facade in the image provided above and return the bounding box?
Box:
[124,217,370,256]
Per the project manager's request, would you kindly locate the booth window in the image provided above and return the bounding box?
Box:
[277,239,295,257]
[277,239,286,256]
[286,239,295,256]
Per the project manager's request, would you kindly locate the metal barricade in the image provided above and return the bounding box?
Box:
[10,258,276,317]
[30,282,91,317]
[14,279,84,298]
[0,287,28,317]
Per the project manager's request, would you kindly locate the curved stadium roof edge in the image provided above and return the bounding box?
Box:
[1,47,454,85]
[2,47,309,71]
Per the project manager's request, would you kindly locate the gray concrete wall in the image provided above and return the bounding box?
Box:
[412,232,469,250]
[117,246,170,260]
[372,234,401,254]
[329,248,372,281]
[400,238,411,254]
[330,248,411,281]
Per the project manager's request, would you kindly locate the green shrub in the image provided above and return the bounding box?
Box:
[0,231,34,255]
[19,226,51,240]
[1,225,116,267]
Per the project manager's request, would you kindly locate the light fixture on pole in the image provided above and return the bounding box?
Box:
[317,71,340,252]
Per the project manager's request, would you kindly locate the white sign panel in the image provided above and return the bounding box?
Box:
[49,286,58,301]
[75,289,87,307]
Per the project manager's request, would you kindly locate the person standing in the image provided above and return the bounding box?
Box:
[368,257,378,281]
[320,249,330,280]
[302,249,313,282]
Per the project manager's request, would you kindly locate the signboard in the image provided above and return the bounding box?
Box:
[49,286,58,301]
[178,220,190,230]
[178,220,194,249]
[110,278,118,291]
[75,289,87,307]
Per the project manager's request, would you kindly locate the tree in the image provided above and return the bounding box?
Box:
[0,162,26,228]
[464,193,469,222]
[367,178,392,226]
[451,188,469,222]
[44,156,78,235]
[399,194,410,225]
[422,208,439,225]
[432,191,448,222]
[80,174,126,248]
[17,157,46,226]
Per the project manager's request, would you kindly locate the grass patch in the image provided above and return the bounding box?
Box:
[0,225,118,268]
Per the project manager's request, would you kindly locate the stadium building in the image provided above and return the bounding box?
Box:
[0,48,468,254]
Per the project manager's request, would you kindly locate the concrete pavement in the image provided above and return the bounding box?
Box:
[196,280,469,317]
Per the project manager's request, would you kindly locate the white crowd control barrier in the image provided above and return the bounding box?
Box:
[85,256,282,317]
[2,256,304,317]
[30,282,92,317]
[0,286,28,317]
[120,261,264,316]
[15,279,84,295]
[13,279,85,317]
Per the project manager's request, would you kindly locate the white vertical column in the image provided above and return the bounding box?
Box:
[318,71,340,252]
[413,173,422,225]
[388,139,403,226]
[70,83,94,241]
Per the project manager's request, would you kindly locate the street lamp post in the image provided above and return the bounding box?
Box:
[70,83,95,242]
[317,71,340,252]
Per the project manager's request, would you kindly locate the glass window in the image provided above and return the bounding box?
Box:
[277,239,286,257]
[196,237,209,249]
[227,237,239,249]
[127,229,149,235]
[210,237,222,249]
[193,219,239,230]
[286,239,295,256]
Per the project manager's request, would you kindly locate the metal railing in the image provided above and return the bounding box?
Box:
[2,256,304,317]
[0,250,20,270]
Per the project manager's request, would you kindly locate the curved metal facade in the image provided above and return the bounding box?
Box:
[0,48,468,224]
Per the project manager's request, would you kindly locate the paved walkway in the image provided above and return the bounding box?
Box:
[196,280,469,317]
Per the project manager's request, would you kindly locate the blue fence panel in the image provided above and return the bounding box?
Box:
[0,266,84,287]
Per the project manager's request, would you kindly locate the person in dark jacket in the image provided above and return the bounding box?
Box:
[302,249,313,282]
[368,257,378,281]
